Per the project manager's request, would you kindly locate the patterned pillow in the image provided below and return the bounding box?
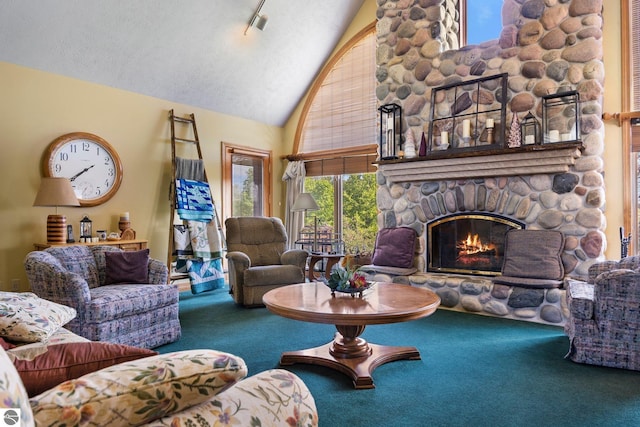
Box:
[0,292,76,343]
[31,349,248,426]
[0,346,35,426]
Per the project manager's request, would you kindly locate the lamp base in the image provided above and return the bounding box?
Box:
[47,214,67,244]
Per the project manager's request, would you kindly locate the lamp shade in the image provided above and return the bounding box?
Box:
[292,193,319,212]
[33,177,80,207]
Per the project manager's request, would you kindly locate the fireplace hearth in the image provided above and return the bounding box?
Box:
[428,214,524,276]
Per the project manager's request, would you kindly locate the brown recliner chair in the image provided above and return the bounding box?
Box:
[225,217,308,306]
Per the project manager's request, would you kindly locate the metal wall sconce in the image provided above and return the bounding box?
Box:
[244,0,269,35]
[542,89,581,144]
[521,112,541,145]
[379,103,402,160]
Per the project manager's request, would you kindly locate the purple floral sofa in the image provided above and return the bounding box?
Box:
[24,245,181,349]
[0,345,318,426]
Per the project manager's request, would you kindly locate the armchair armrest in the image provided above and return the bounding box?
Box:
[281,249,309,270]
[147,257,169,284]
[31,349,248,427]
[226,251,251,270]
[24,252,91,309]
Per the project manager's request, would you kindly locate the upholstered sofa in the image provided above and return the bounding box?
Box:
[225,217,308,306]
[24,245,181,348]
[1,344,318,427]
[565,255,640,370]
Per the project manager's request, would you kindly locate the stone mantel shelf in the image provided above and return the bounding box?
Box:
[378,142,583,183]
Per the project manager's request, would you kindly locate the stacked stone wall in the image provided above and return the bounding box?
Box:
[375,0,606,276]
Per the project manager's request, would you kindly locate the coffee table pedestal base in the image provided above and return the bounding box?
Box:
[279,332,421,389]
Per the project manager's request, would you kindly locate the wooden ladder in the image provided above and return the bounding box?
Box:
[167,109,223,282]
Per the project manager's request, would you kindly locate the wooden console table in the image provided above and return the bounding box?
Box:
[34,239,148,252]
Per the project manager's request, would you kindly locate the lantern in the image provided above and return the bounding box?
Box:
[542,89,580,144]
[520,112,541,145]
[80,215,93,239]
[378,103,402,160]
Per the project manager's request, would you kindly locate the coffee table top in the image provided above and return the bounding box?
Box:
[263,282,441,326]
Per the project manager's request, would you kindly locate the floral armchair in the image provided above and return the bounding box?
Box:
[0,346,317,427]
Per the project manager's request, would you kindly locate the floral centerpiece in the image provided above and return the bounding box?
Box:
[325,255,372,297]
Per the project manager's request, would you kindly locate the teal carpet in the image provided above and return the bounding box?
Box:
[156,288,640,427]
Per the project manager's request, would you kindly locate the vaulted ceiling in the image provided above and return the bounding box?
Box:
[0,0,365,126]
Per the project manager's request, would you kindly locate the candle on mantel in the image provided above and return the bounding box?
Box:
[548,130,560,143]
[486,118,494,129]
[120,212,130,221]
[441,131,448,146]
[462,120,471,138]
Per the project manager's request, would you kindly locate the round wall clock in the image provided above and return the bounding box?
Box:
[43,132,123,207]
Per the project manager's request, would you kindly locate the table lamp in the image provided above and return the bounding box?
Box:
[292,192,319,253]
[33,177,80,244]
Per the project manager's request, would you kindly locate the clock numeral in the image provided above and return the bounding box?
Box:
[107,168,114,177]
[95,186,102,196]
[55,164,62,173]
[58,152,69,162]
[103,156,111,165]
[82,142,91,152]
[69,144,77,153]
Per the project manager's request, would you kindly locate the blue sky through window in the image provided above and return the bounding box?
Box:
[467,0,503,46]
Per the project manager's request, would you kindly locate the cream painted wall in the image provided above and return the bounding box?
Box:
[0,61,285,291]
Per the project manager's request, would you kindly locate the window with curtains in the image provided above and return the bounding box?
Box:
[293,23,377,256]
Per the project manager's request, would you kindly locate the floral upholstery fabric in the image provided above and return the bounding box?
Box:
[7,327,88,363]
[24,246,180,349]
[30,349,248,426]
[0,342,318,427]
[0,292,76,343]
[146,369,318,427]
[0,344,34,427]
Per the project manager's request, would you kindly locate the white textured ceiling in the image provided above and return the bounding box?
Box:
[0,0,365,126]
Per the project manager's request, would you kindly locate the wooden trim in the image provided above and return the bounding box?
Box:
[292,22,376,156]
[621,0,635,253]
[221,142,272,221]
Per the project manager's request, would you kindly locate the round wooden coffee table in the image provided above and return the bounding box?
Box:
[262,282,441,389]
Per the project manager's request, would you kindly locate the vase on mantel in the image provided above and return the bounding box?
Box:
[508,113,521,148]
[418,132,427,156]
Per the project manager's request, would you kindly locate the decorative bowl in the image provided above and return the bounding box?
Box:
[329,281,374,297]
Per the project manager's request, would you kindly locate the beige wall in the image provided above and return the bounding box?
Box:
[0,62,285,291]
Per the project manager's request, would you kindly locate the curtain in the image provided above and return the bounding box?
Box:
[282,161,306,249]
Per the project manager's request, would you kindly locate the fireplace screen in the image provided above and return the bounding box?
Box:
[428,214,524,276]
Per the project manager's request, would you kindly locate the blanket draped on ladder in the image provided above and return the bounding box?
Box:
[173,158,225,294]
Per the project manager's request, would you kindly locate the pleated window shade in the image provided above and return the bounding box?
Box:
[299,30,377,175]
[632,0,640,152]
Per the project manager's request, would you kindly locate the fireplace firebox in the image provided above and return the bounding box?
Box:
[427,214,524,276]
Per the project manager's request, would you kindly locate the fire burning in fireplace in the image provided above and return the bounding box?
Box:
[457,233,497,256]
[428,214,523,276]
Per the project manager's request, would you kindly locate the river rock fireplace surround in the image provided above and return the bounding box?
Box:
[367,143,606,326]
[369,0,606,325]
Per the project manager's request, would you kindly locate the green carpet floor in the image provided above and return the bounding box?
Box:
[156,288,640,427]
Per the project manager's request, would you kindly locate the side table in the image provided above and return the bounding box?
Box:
[34,239,148,252]
[308,253,343,282]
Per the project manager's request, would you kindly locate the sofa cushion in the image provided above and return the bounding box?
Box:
[31,349,248,426]
[104,249,150,284]
[500,229,564,280]
[371,227,417,268]
[0,292,76,343]
[244,265,304,287]
[15,341,157,396]
[84,283,179,322]
[0,347,34,426]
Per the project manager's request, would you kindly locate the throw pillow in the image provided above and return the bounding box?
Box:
[501,229,564,280]
[31,349,248,426]
[371,227,417,268]
[15,341,157,396]
[0,292,76,343]
[104,249,150,285]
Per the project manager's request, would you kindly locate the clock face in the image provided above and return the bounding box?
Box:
[43,132,123,207]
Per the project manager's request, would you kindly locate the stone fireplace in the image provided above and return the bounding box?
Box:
[372,0,605,326]
[428,213,523,276]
